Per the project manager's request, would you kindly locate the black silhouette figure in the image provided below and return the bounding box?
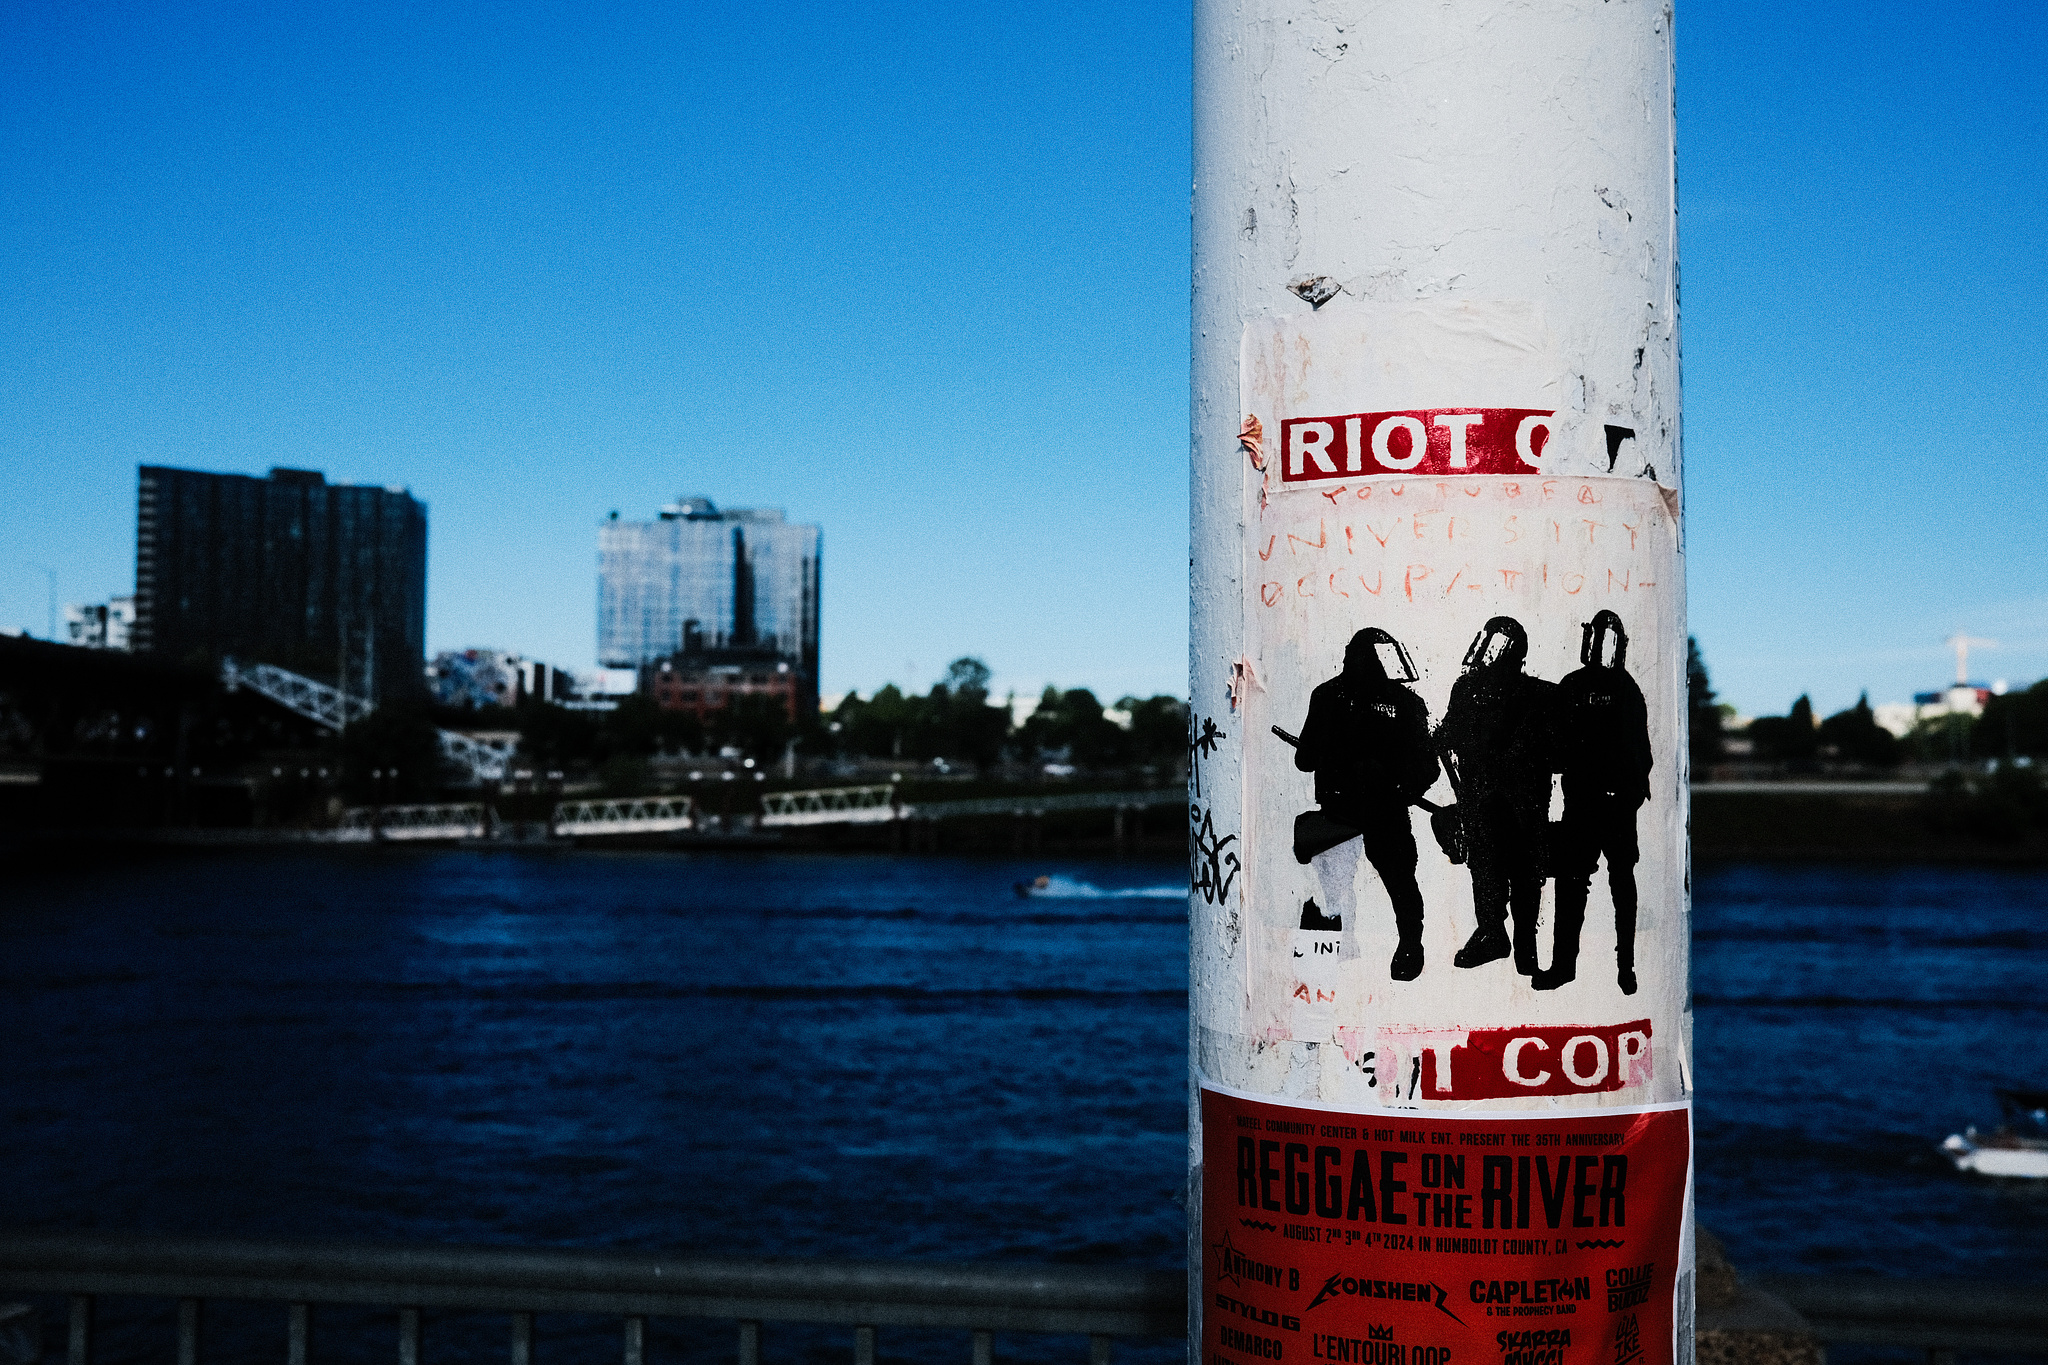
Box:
[1435,616,1558,975]
[1289,628,1441,981]
[1534,610,1652,993]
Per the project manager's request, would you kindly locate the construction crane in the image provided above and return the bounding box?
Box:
[222,658,519,787]
[1945,633,1997,687]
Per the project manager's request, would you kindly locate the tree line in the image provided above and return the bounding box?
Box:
[823,658,1187,773]
[1689,637,2048,772]
[406,656,1189,792]
[372,639,2048,803]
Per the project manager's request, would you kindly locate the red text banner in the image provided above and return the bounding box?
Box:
[1413,1021,1654,1101]
[1280,410,1555,482]
[1202,1088,1689,1365]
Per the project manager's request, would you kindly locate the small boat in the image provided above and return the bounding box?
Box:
[1942,1088,2048,1178]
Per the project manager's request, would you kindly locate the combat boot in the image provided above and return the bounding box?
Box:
[1390,906,1425,981]
[1453,922,1511,968]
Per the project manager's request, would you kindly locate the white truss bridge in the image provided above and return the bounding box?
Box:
[332,808,377,843]
[222,661,377,730]
[553,796,694,838]
[757,784,1183,827]
[436,731,521,786]
[906,789,1184,820]
[758,784,898,827]
[223,658,520,786]
[336,803,492,842]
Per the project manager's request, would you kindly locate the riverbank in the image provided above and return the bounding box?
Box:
[9,782,2044,862]
[1691,784,2048,863]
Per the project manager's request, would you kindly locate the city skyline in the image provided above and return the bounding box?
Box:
[4,0,2045,715]
[38,453,2048,723]
[42,459,2046,716]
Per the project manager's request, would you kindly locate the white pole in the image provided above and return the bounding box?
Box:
[1191,4,1691,1365]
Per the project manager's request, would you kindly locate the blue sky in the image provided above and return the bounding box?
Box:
[3,0,2043,717]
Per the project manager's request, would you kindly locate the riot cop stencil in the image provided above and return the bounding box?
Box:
[1434,616,1559,976]
[1211,106,1696,1363]
[1278,628,1440,981]
[1535,610,1652,994]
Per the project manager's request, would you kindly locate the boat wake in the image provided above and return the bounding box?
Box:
[1015,874,1186,900]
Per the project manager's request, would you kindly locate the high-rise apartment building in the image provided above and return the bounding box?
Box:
[134,465,428,703]
[597,495,821,716]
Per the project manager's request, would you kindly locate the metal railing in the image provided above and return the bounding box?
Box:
[758,786,897,827]
[0,1233,1182,1365]
[333,806,493,842]
[754,786,1186,830]
[332,809,378,843]
[376,804,493,842]
[2,1234,2042,1365]
[553,797,694,838]
[1689,782,1929,795]
[904,790,1181,821]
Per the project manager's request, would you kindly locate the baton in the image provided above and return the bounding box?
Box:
[1271,725,1445,815]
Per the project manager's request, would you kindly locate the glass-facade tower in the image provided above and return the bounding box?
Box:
[597,496,821,714]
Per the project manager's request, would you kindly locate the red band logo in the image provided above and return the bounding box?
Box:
[1279,408,1555,481]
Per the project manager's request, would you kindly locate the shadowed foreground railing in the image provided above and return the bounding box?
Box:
[0,1233,1183,1365]
[0,1233,2043,1365]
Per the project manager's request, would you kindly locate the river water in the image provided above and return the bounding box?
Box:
[4,850,2045,1363]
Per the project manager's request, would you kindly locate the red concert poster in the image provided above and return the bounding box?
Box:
[1202,1088,1690,1365]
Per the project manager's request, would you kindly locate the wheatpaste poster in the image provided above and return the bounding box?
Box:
[1199,302,1693,1365]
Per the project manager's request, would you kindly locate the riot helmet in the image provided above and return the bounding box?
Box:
[1461,616,1528,673]
[1580,610,1628,669]
[1344,627,1418,685]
